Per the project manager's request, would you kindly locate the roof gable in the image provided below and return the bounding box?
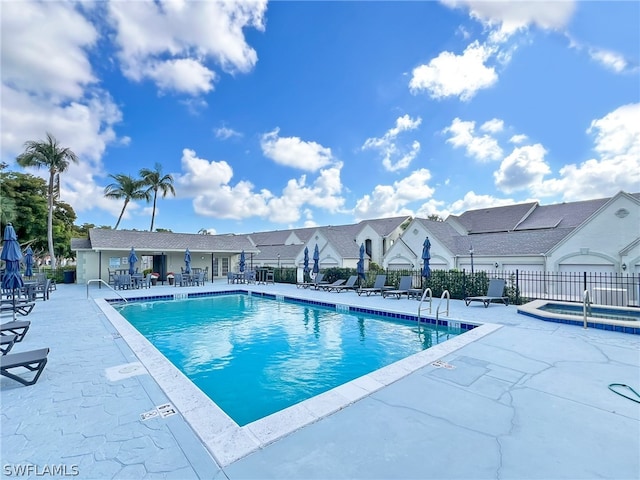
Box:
[452,202,537,233]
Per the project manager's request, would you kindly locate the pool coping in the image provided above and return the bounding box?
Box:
[517,299,640,334]
[96,291,502,467]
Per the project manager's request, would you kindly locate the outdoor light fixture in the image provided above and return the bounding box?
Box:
[495,262,499,269]
[622,263,627,270]
[469,244,474,274]
[277,253,280,269]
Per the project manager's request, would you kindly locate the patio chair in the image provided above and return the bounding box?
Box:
[464,278,509,307]
[1,334,17,355]
[327,275,359,293]
[1,321,31,342]
[357,275,393,296]
[382,275,413,299]
[0,347,49,386]
[319,279,346,292]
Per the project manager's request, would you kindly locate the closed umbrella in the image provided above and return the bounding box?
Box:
[356,243,365,286]
[421,236,431,279]
[312,244,320,277]
[24,246,34,278]
[303,246,310,281]
[184,249,191,274]
[239,250,246,273]
[128,247,138,275]
[1,224,24,321]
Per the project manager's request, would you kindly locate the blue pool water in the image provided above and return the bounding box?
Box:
[538,303,640,322]
[117,293,463,425]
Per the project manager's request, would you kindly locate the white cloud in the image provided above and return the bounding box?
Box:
[534,103,640,200]
[215,126,242,140]
[448,191,517,215]
[176,149,345,223]
[443,118,503,162]
[1,1,97,100]
[509,134,528,144]
[107,0,267,95]
[261,128,334,172]
[409,41,498,101]
[353,169,435,220]
[494,144,550,193]
[481,118,504,133]
[589,48,629,74]
[442,0,576,43]
[362,115,422,171]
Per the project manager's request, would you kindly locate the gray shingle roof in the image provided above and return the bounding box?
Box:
[360,216,410,236]
[451,202,537,233]
[450,228,574,255]
[515,197,609,230]
[84,229,257,253]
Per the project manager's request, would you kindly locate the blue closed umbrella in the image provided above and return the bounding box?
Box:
[128,247,138,275]
[312,244,320,277]
[2,224,24,320]
[421,237,431,279]
[303,246,310,280]
[356,243,365,284]
[239,250,246,273]
[24,246,34,278]
[184,249,191,274]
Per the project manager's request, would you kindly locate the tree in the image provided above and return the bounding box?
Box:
[140,163,176,232]
[16,132,78,269]
[427,214,445,222]
[104,174,148,230]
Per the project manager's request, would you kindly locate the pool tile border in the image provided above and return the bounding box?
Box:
[99,290,501,467]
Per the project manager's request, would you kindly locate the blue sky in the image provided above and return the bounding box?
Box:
[2,1,638,235]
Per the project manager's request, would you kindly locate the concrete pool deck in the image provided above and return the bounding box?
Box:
[1,282,639,479]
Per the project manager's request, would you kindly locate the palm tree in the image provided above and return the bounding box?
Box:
[16,132,78,269]
[104,174,149,230]
[140,163,176,232]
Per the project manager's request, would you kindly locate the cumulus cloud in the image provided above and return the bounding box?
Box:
[509,134,528,144]
[442,0,576,43]
[353,169,435,220]
[176,149,344,223]
[1,2,126,219]
[362,115,422,171]
[533,103,640,200]
[443,117,503,162]
[409,41,498,101]
[494,144,550,193]
[107,0,267,95]
[261,128,334,172]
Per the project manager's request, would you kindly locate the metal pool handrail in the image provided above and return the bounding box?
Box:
[86,279,128,303]
[436,290,450,322]
[583,289,591,329]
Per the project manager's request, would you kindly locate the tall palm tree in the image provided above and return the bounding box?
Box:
[140,163,176,232]
[16,132,78,269]
[104,174,149,230]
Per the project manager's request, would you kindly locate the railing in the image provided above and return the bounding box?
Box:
[436,290,450,322]
[416,288,432,333]
[583,289,591,329]
[86,279,128,303]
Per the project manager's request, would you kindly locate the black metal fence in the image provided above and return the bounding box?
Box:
[278,267,640,307]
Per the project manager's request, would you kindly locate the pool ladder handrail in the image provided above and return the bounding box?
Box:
[436,290,450,322]
[86,279,128,303]
[583,289,592,329]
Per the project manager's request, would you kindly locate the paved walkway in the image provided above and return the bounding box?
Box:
[1,282,639,479]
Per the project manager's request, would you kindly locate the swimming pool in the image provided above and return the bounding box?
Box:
[518,299,640,334]
[116,293,464,425]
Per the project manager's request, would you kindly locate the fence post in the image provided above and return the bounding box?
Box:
[583,271,587,293]
[515,269,520,305]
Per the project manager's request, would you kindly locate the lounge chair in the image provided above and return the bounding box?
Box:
[0,299,35,317]
[1,334,17,355]
[327,275,359,293]
[382,276,413,299]
[297,272,324,289]
[1,321,31,342]
[357,275,393,296]
[319,279,346,291]
[0,347,49,386]
[464,278,509,307]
